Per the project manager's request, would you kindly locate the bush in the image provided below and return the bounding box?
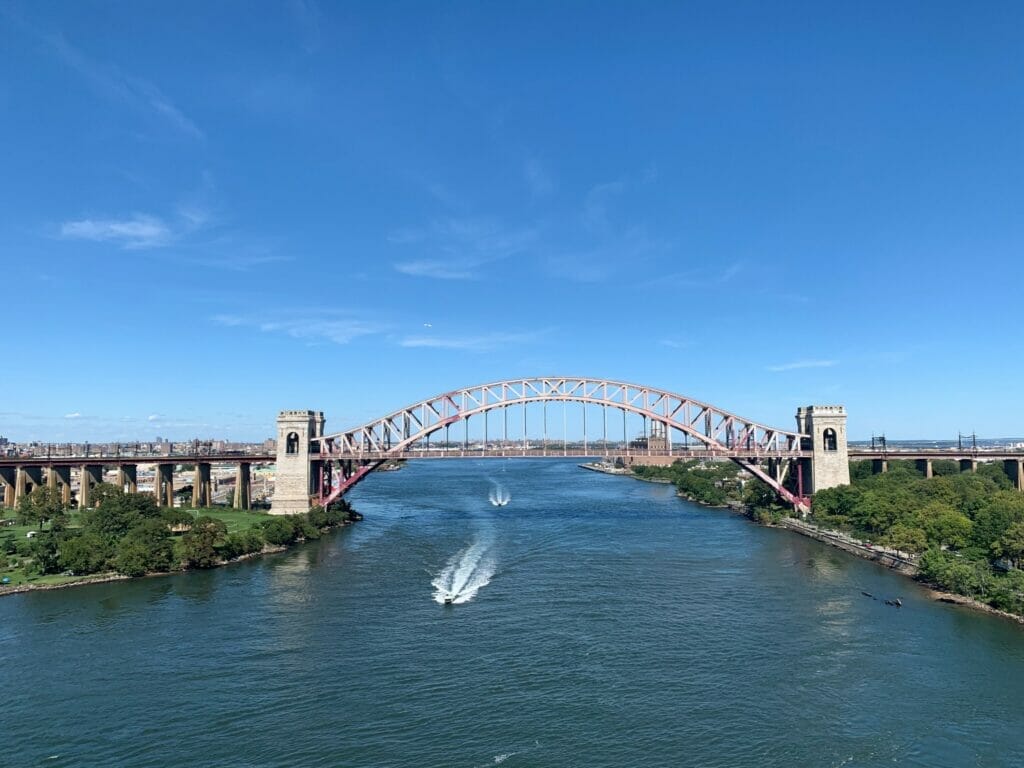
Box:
[260,516,300,546]
[181,516,228,568]
[59,531,111,575]
[221,530,265,560]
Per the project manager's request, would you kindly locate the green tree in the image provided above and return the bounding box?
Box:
[26,532,60,575]
[917,502,973,549]
[992,522,1024,569]
[259,516,299,546]
[16,486,66,529]
[82,488,162,540]
[885,524,928,556]
[116,519,175,574]
[181,516,227,568]
[58,531,111,575]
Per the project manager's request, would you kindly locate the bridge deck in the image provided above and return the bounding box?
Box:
[0,454,275,468]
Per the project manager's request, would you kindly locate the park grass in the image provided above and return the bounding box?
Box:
[179,507,273,533]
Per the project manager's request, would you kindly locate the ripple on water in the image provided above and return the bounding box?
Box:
[3,459,1024,768]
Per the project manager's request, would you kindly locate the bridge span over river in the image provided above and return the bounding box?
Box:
[272,377,853,516]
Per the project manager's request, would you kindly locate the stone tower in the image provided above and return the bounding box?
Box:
[271,410,324,515]
[796,405,850,494]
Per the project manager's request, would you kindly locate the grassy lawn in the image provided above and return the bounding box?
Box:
[180,507,273,533]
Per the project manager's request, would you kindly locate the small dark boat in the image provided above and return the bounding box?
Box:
[443,597,453,606]
[861,591,874,598]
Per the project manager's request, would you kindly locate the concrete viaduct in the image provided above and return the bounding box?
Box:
[0,452,270,510]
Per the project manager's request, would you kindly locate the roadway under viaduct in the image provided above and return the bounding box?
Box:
[0,453,273,510]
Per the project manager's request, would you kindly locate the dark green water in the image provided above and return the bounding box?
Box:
[4,460,1024,767]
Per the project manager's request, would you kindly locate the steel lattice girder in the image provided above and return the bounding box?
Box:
[316,377,808,457]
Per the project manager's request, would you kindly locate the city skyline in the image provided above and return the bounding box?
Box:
[4,1,1024,441]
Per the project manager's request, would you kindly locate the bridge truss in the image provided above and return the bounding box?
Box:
[313,377,811,510]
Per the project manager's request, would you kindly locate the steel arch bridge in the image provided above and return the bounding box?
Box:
[312,377,812,511]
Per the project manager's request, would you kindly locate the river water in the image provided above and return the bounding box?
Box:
[4,459,1024,767]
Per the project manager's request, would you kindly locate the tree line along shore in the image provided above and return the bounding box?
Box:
[0,484,359,594]
[631,458,1024,620]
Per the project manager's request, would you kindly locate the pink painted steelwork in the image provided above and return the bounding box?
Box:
[314,377,811,511]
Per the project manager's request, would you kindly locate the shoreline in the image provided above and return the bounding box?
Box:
[605,466,1024,626]
[0,522,349,598]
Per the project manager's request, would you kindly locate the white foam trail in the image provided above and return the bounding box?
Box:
[433,532,496,604]
[488,480,511,507]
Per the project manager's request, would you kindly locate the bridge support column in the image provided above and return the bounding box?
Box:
[116,464,138,493]
[960,458,978,474]
[0,467,15,508]
[271,410,324,515]
[872,459,888,474]
[796,406,850,494]
[51,466,72,506]
[79,465,103,508]
[192,463,212,508]
[233,463,251,510]
[154,464,174,507]
[1004,459,1024,492]
[15,466,43,505]
[916,459,933,478]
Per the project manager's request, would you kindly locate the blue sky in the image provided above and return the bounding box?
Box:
[2,1,1023,442]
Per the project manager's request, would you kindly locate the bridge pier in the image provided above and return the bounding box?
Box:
[154,464,174,507]
[79,464,103,508]
[192,463,212,508]
[959,458,978,473]
[1004,459,1024,492]
[15,466,43,505]
[915,459,933,478]
[116,464,138,493]
[233,462,251,510]
[872,459,888,474]
[0,467,15,508]
[50,466,72,506]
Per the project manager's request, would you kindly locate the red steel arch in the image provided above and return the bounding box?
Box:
[315,377,810,510]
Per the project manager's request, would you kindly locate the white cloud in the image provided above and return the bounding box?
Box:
[64,412,81,419]
[46,32,203,139]
[60,213,171,249]
[390,217,536,280]
[394,260,477,280]
[659,338,693,350]
[147,414,163,421]
[399,330,546,352]
[214,312,387,345]
[766,360,838,372]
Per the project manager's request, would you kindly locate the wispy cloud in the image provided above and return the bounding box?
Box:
[659,338,694,350]
[766,360,838,372]
[524,158,555,197]
[60,213,172,249]
[147,414,163,422]
[391,217,537,280]
[288,0,322,54]
[45,31,203,139]
[64,412,82,419]
[658,261,745,288]
[582,181,625,233]
[399,330,547,352]
[214,311,387,345]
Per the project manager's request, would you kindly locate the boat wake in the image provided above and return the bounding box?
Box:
[433,532,496,605]
[488,481,511,507]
